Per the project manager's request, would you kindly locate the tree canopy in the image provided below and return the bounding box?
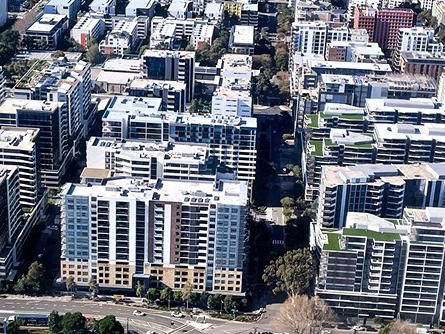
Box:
[96,315,124,334]
[263,248,315,296]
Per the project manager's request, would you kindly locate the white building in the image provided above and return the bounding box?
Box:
[44,0,81,20]
[61,176,248,293]
[71,16,105,49]
[211,54,252,117]
[229,25,254,55]
[394,27,443,67]
[204,1,223,21]
[26,14,69,50]
[168,0,192,19]
[433,0,445,25]
[90,0,116,15]
[291,21,328,56]
[192,22,215,49]
[125,0,156,16]
[99,20,138,56]
[0,127,40,209]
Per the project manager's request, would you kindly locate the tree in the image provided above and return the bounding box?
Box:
[14,261,46,294]
[86,43,103,65]
[89,278,99,298]
[62,312,86,334]
[253,54,273,70]
[276,295,335,334]
[379,320,416,334]
[96,315,124,334]
[223,295,235,313]
[207,293,222,310]
[275,46,289,71]
[280,197,295,208]
[276,7,294,33]
[146,288,160,302]
[135,280,143,298]
[66,276,75,292]
[181,282,193,308]
[160,287,172,302]
[283,207,294,218]
[199,292,209,309]
[262,248,316,296]
[52,50,65,58]
[172,290,182,302]
[48,311,63,334]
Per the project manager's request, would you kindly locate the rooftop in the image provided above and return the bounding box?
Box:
[0,98,64,115]
[0,127,39,151]
[27,14,66,33]
[63,177,248,206]
[342,227,401,241]
[231,25,254,46]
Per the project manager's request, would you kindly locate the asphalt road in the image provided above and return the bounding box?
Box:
[0,297,268,334]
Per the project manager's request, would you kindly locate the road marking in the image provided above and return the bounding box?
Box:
[0,310,15,314]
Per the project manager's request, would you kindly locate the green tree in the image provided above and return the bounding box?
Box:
[262,248,316,296]
[146,288,160,302]
[378,320,416,334]
[181,281,193,308]
[275,46,289,71]
[280,197,295,208]
[14,261,46,294]
[172,290,182,302]
[96,315,124,334]
[283,207,294,218]
[160,287,172,301]
[89,278,99,298]
[135,280,143,298]
[207,294,222,310]
[48,311,63,334]
[62,312,86,334]
[223,295,235,313]
[252,54,273,70]
[51,50,65,58]
[199,292,209,309]
[276,7,294,33]
[66,276,75,292]
[86,43,103,65]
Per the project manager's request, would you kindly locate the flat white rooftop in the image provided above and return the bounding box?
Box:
[27,14,66,33]
[231,25,254,46]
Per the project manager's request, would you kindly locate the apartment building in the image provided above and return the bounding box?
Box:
[240,3,258,27]
[316,206,445,324]
[373,123,445,164]
[101,96,257,190]
[13,59,92,144]
[71,16,106,49]
[86,137,225,182]
[0,167,22,279]
[99,20,138,56]
[26,14,69,50]
[211,54,252,117]
[60,177,248,294]
[0,99,72,188]
[89,0,115,15]
[0,127,40,209]
[316,163,445,228]
[141,50,195,103]
[399,51,445,82]
[128,79,187,113]
[432,0,445,25]
[125,0,156,17]
[325,41,383,62]
[316,212,406,319]
[365,98,445,125]
[291,21,328,56]
[394,27,443,68]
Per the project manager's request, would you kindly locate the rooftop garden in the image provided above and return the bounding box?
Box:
[343,228,400,242]
[323,232,341,251]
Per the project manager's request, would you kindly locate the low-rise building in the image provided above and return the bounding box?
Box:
[99,19,138,56]
[125,0,155,17]
[95,58,141,94]
[26,14,69,50]
[89,0,115,15]
[44,0,81,20]
[71,16,106,49]
[229,25,254,55]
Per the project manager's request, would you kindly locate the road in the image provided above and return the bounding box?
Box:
[0,297,275,334]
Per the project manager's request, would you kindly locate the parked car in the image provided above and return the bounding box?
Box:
[352,325,366,331]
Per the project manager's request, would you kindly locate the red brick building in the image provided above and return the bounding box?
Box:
[354,7,416,50]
